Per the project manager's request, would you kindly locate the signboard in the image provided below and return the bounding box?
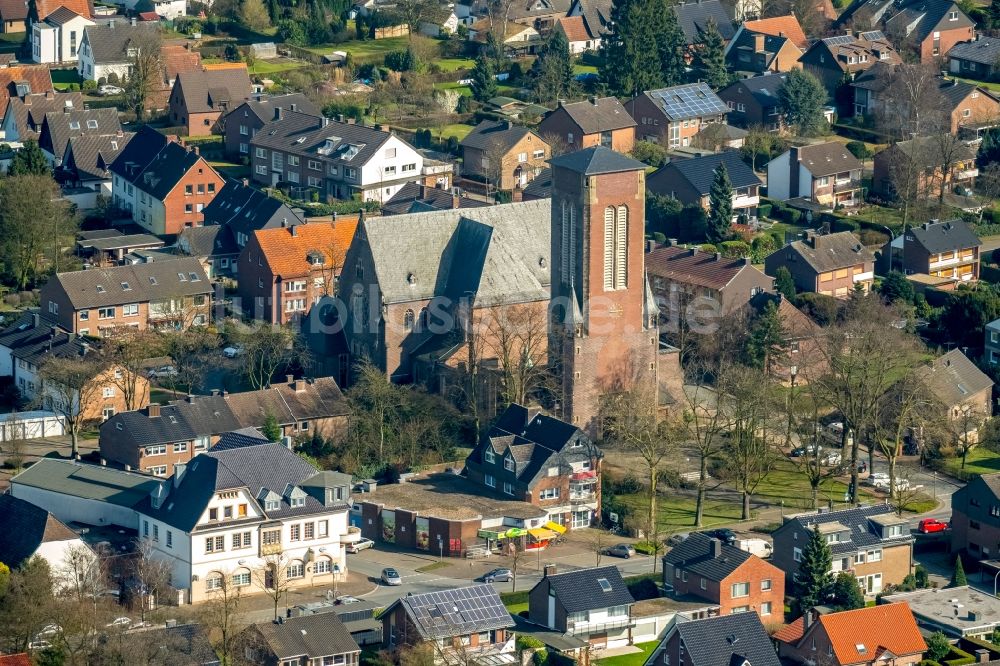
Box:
[415,517,430,550]
[382,510,395,543]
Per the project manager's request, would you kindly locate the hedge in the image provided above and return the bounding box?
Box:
[943,646,977,666]
[758,203,773,219]
[500,590,529,607]
[959,635,1000,659]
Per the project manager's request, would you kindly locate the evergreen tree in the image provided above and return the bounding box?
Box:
[599,0,663,97]
[775,266,796,301]
[927,632,951,662]
[262,413,282,441]
[267,0,280,22]
[9,139,50,177]
[831,572,865,611]
[797,526,834,610]
[529,29,575,104]
[707,162,733,243]
[878,271,915,304]
[470,54,499,102]
[654,0,687,87]
[691,18,730,90]
[990,0,1000,29]
[951,556,968,587]
[778,69,828,136]
[978,126,1000,168]
[745,301,787,372]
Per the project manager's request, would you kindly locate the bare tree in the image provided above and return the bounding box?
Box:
[506,539,526,593]
[106,327,159,410]
[129,538,173,625]
[683,365,730,526]
[256,552,292,621]
[199,571,245,664]
[36,353,104,458]
[482,138,510,198]
[884,139,936,228]
[1,412,27,472]
[58,543,105,605]
[954,404,987,470]
[539,131,571,157]
[875,63,950,139]
[124,28,163,121]
[233,321,298,390]
[872,372,936,502]
[478,301,553,410]
[161,327,216,393]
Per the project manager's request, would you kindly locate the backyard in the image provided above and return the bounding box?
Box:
[596,642,661,665]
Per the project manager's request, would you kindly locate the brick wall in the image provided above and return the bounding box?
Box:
[160,155,225,234]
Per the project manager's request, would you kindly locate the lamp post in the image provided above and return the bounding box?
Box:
[437,535,443,563]
[333,563,341,601]
[785,365,798,449]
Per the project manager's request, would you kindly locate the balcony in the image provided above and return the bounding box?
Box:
[732,194,760,209]
[957,168,979,180]
[833,179,862,192]
[569,491,597,505]
[260,541,283,556]
[568,617,634,635]
[852,271,874,283]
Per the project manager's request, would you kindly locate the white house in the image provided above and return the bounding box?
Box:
[77,19,158,83]
[0,494,94,582]
[32,7,94,64]
[419,8,460,36]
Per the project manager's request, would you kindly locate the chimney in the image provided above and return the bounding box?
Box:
[210,389,219,396]
[557,99,566,107]
[147,403,161,417]
[975,650,990,664]
[754,33,765,51]
[714,252,722,261]
[191,145,199,156]
[322,116,329,127]
[32,312,39,327]
[274,107,282,121]
[109,18,115,28]
[361,479,378,492]
[294,378,306,392]
[689,247,698,257]
[187,394,196,403]
[646,239,657,252]
[290,103,297,112]
[378,124,390,133]
[711,538,722,558]
[290,226,297,236]
[453,188,461,209]
[173,463,187,488]
[130,16,136,26]
[803,608,814,630]
[543,564,558,577]
[286,374,295,384]
[242,178,248,187]
[589,96,599,105]
[789,146,801,197]
[504,120,513,130]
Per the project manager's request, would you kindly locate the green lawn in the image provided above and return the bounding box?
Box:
[506,602,528,615]
[437,57,475,72]
[943,447,1000,476]
[573,63,598,75]
[436,123,474,141]
[51,68,83,90]
[753,458,878,511]
[304,36,410,61]
[597,641,660,665]
[620,493,744,533]
[248,59,306,75]
[953,76,1000,92]
[0,32,23,54]
[434,81,518,97]
[210,161,251,180]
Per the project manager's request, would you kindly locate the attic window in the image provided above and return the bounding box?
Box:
[169,415,177,423]
[407,273,416,284]
[87,120,98,129]
[189,272,200,282]
[69,121,80,130]
[121,282,131,291]
[856,645,867,654]
[149,276,157,285]
[116,422,123,430]
[111,141,118,150]
[178,273,187,281]
[96,285,105,293]
[598,578,612,592]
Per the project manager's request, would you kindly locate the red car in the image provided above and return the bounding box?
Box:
[918,518,949,534]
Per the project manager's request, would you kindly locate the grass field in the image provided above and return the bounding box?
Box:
[597,642,660,665]
[574,63,598,75]
[248,59,306,75]
[434,81,518,97]
[305,36,410,61]
[51,68,83,90]
[954,76,1000,92]
[437,57,475,72]
[0,32,23,54]
[436,123,474,141]
[944,447,1000,476]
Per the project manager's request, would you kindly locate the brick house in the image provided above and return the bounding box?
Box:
[799,32,902,100]
[220,93,319,158]
[1,90,83,143]
[528,565,635,649]
[167,65,253,137]
[775,603,926,666]
[0,312,149,422]
[914,349,993,443]
[746,292,826,385]
[718,74,788,131]
[724,29,802,77]
[662,533,785,620]
[885,0,974,64]
[872,140,979,203]
[766,143,864,208]
[626,83,729,148]
[877,219,981,281]
[381,585,515,661]
[464,403,603,530]
[645,611,781,666]
[459,119,550,191]
[537,97,636,153]
[951,473,1000,560]
[948,38,1000,82]
[99,376,350,476]
[40,258,213,336]
[646,246,773,317]
[237,219,358,324]
[242,614,360,666]
[110,126,225,235]
[770,505,914,595]
[646,151,762,222]
[764,231,875,296]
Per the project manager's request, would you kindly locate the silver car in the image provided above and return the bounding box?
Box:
[606,543,637,559]
[381,568,402,586]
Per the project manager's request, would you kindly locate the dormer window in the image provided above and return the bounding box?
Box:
[290,496,305,507]
[265,499,279,511]
[504,457,515,472]
[485,449,495,464]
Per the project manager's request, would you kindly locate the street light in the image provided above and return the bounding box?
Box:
[785,365,798,449]
[333,563,341,601]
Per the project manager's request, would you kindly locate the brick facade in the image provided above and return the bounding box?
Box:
[462,130,550,191]
[626,94,726,148]
[667,555,785,620]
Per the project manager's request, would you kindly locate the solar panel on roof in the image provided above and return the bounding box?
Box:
[824,34,856,45]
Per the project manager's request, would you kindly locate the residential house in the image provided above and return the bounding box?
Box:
[0,0,27,33]
[200,177,305,251]
[877,219,981,281]
[740,15,809,50]
[718,74,787,131]
[0,655,30,666]
[75,229,164,267]
[882,586,1000,639]
[528,565,635,649]
[61,131,134,194]
[220,93,319,158]
[249,110,428,203]
[645,611,782,666]
[0,312,150,421]
[336,200,550,383]
[625,83,729,148]
[160,43,202,87]
[566,0,613,43]
[29,0,92,26]
[770,504,914,594]
[987,318,1000,366]
[77,20,159,83]
[2,90,83,143]
[948,38,1000,82]
[38,106,121,165]
[381,585,515,661]
[0,66,55,125]
[646,246,773,317]
[724,28,803,76]
[673,0,736,48]
[836,0,896,31]
[537,97,636,153]
[555,15,600,54]
[0,493,92,571]
[110,126,225,234]
[99,376,351,475]
[775,604,926,666]
[380,181,489,216]
[464,403,603,530]
[175,225,240,280]
[418,6,460,36]
[799,32,902,100]
[237,219,359,324]
[467,19,542,54]
[646,151,762,222]
[766,142,864,208]
[168,65,254,137]
[662,532,785,620]
[134,441,353,604]
[39,257,213,335]
[459,119,550,191]
[507,0,570,32]
[746,292,825,384]
[951,473,1000,560]
[914,349,993,442]
[885,0,974,64]
[242,614,361,666]
[764,231,875,296]
[31,7,94,64]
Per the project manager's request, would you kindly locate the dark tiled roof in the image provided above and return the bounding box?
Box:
[210,426,269,450]
[663,532,751,581]
[460,119,536,151]
[250,110,393,169]
[63,131,134,182]
[916,349,993,408]
[938,77,987,109]
[81,22,159,65]
[0,0,27,21]
[772,231,874,275]
[720,74,786,109]
[234,93,320,123]
[726,30,788,70]
[850,60,895,92]
[795,142,863,176]
[640,83,730,121]
[887,0,973,44]
[908,219,980,254]
[522,167,551,199]
[38,107,120,161]
[46,257,211,309]
[174,67,253,114]
[673,0,735,44]
[177,225,238,258]
[545,97,636,134]
[646,246,760,291]
[0,494,79,568]
[780,504,913,555]
[45,6,83,24]
[132,140,212,200]
[948,38,1000,65]
[0,312,103,366]
[5,90,82,142]
[252,614,359,660]
[548,146,646,175]
[392,585,515,640]
[224,376,350,428]
[381,181,489,216]
[544,566,634,613]
[572,0,613,37]
[201,178,303,238]
[109,124,167,181]
[648,150,760,196]
[673,613,782,666]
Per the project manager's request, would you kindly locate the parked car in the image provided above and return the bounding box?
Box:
[147,365,178,379]
[918,518,949,534]
[105,617,132,628]
[735,538,772,558]
[335,595,362,604]
[820,451,842,466]
[606,543,637,559]
[346,538,374,553]
[789,444,822,458]
[222,345,243,358]
[867,474,911,492]
[28,640,52,651]
[97,84,124,96]
[703,528,737,544]
[482,568,513,583]
[381,568,402,586]
[666,532,690,547]
[35,624,62,639]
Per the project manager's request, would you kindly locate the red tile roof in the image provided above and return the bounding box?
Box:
[773,617,805,643]
[161,44,202,83]
[0,66,54,121]
[780,604,927,666]
[0,655,32,666]
[743,15,807,50]
[646,245,753,291]
[255,219,359,278]
[557,15,591,42]
[36,0,92,20]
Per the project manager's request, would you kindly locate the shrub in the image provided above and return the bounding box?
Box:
[699,243,718,253]
[943,646,976,666]
[720,240,751,258]
[652,232,666,244]
[627,576,660,600]
[634,542,658,556]
[516,636,545,651]
[782,208,801,224]
[758,203,772,219]
[82,79,97,91]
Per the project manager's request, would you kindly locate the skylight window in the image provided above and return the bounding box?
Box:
[177,273,187,281]
[121,282,131,291]
[149,276,157,285]
[96,285,105,293]
[598,578,612,592]
[856,645,867,654]
[69,121,80,130]
[87,119,98,129]
[189,272,200,282]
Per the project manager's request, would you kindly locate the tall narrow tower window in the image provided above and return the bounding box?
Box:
[568,203,576,286]
[603,206,615,290]
[615,205,628,289]
[561,201,570,283]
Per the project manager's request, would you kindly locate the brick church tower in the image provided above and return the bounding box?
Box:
[548,147,661,435]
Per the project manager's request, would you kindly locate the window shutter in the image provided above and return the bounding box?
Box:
[615,206,628,289]
[604,206,615,290]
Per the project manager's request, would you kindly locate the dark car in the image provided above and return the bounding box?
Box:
[482,568,513,583]
[703,528,737,544]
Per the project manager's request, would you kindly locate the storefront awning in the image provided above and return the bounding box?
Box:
[544,521,567,534]
[502,527,527,538]
[477,530,502,540]
[528,527,558,540]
